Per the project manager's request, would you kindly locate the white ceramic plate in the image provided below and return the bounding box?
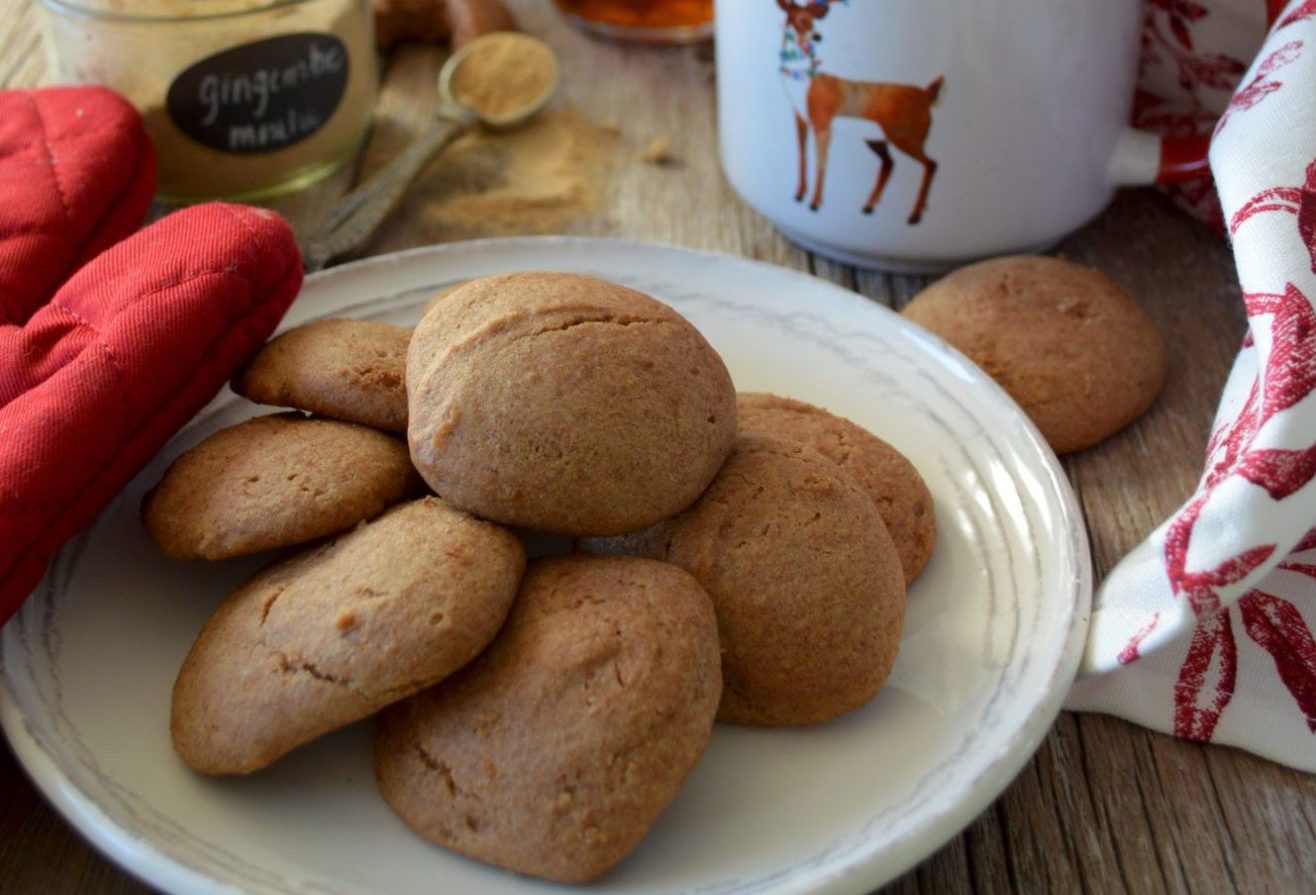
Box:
[0,237,1091,895]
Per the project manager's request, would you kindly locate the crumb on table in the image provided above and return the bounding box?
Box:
[638,136,673,165]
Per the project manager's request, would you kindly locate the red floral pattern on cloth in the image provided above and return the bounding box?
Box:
[1142,0,1248,92]
[1232,159,1316,272]
[1136,0,1259,225]
[1173,608,1238,740]
[1213,40,1305,137]
[1066,1,1316,772]
[1241,588,1316,732]
[1279,0,1316,26]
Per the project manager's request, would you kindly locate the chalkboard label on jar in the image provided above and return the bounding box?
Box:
[166,33,350,154]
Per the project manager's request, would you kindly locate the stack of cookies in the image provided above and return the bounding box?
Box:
[145,271,937,883]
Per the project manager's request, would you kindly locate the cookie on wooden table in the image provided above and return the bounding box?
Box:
[737,392,937,584]
[143,413,422,561]
[375,554,720,883]
[583,434,906,726]
[171,496,525,775]
[407,272,737,535]
[233,318,411,433]
[901,255,1168,454]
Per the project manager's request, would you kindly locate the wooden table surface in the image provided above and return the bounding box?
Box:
[3,1,1315,892]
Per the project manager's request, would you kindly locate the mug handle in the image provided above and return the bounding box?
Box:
[1109,0,1286,186]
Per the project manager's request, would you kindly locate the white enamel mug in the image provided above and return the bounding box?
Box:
[715,0,1228,271]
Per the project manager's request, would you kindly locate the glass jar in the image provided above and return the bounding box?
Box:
[40,0,378,202]
[552,0,712,44]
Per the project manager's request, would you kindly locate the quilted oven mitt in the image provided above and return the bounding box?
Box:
[0,86,304,625]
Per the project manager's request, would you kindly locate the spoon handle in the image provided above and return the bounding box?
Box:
[302,116,470,272]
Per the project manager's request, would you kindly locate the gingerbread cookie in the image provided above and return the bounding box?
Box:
[171,496,525,775]
[233,318,411,433]
[737,392,936,584]
[584,434,906,726]
[406,272,737,535]
[375,555,720,882]
[143,413,422,561]
[421,280,468,318]
[902,255,1168,454]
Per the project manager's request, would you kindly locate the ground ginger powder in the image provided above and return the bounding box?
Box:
[449,32,558,120]
[376,105,618,244]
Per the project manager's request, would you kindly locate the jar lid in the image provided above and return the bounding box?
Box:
[40,0,314,23]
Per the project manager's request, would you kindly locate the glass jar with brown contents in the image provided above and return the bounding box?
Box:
[552,0,712,43]
[39,0,378,202]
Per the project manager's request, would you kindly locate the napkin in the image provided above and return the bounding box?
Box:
[0,86,303,626]
[1066,0,1316,773]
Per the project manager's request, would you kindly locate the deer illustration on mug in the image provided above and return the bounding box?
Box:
[776,0,945,224]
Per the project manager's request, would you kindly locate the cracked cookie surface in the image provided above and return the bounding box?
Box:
[406,272,737,535]
[374,555,720,883]
[170,496,525,775]
[737,392,937,584]
[143,412,423,561]
[583,434,907,726]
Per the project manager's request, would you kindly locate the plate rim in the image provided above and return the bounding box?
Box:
[0,234,1093,895]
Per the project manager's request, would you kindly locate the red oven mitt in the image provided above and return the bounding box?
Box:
[0,87,304,625]
[0,87,157,324]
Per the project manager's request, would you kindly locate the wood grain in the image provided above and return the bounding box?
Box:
[2,0,1314,893]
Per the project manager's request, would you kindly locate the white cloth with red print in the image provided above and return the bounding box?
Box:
[1065,0,1316,773]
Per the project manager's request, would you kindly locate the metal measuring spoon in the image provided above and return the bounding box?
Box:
[302,33,560,272]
